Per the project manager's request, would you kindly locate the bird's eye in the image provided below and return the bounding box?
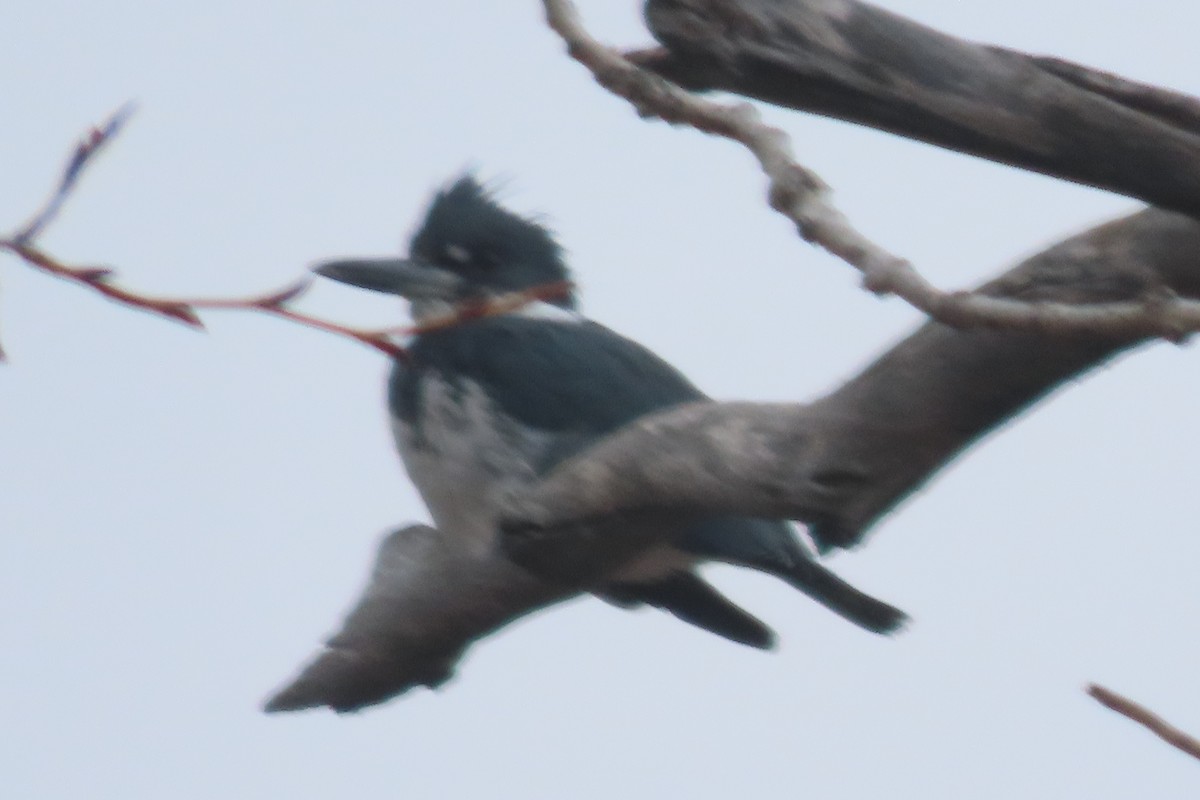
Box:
[443,243,472,265]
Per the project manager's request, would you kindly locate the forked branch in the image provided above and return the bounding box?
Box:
[541,0,1200,342]
[1,110,571,361]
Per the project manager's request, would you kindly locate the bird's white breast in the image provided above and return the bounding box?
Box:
[391,375,554,556]
[391,337,696,581]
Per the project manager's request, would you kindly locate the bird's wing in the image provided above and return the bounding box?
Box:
[395,316,706,441]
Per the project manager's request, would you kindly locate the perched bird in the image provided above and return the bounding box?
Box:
[314,175,906,650]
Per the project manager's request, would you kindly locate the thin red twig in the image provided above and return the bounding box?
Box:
[3,240,204,327]
[2,238,574,360]
[1088,684,1200,762]
[13,103,137,246]
[2,107,573,361]
[395,280,576,334]
[1,237,409,358]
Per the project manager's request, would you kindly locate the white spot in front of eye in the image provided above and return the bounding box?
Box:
[445,244,472,264]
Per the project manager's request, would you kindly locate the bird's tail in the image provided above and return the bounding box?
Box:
[680,515,907,634]
[777,557,907,634]
[599,572,777,649]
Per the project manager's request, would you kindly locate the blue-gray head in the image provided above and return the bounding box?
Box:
[315,175,575,320]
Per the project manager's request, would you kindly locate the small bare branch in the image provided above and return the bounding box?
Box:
[2,112,575,362]
[3,237,574,362]
[542,0,1200,341]
[396,279,575,334]
[0,240,410,359]
[541,0,910,300]
[1088,684,1200,762]
[184,279,410,359]
[3,240,205,328]
[0,102,132,358]
[12,102,136,246]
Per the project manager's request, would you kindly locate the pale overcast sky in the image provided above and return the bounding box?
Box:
[4,2,1198,798]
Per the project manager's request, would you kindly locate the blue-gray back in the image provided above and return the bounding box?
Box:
[390,316,704,437]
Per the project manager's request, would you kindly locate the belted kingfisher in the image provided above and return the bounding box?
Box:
[315,175,906,649]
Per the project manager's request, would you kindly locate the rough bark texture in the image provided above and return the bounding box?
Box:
[265,525,569,712]
[503,208,1200,555]
[638,0,1200,217]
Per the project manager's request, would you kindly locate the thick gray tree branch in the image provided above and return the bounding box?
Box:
[502,208,1200,558]
[266,510,692,711]
[640,0,1200,218]
[265,525,571,712]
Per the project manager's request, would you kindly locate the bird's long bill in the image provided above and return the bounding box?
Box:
[313,257,464,301]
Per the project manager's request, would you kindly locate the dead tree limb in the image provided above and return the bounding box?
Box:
[265,525,571,713]
[639,0,1200,218]
[502,207,1200,563]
